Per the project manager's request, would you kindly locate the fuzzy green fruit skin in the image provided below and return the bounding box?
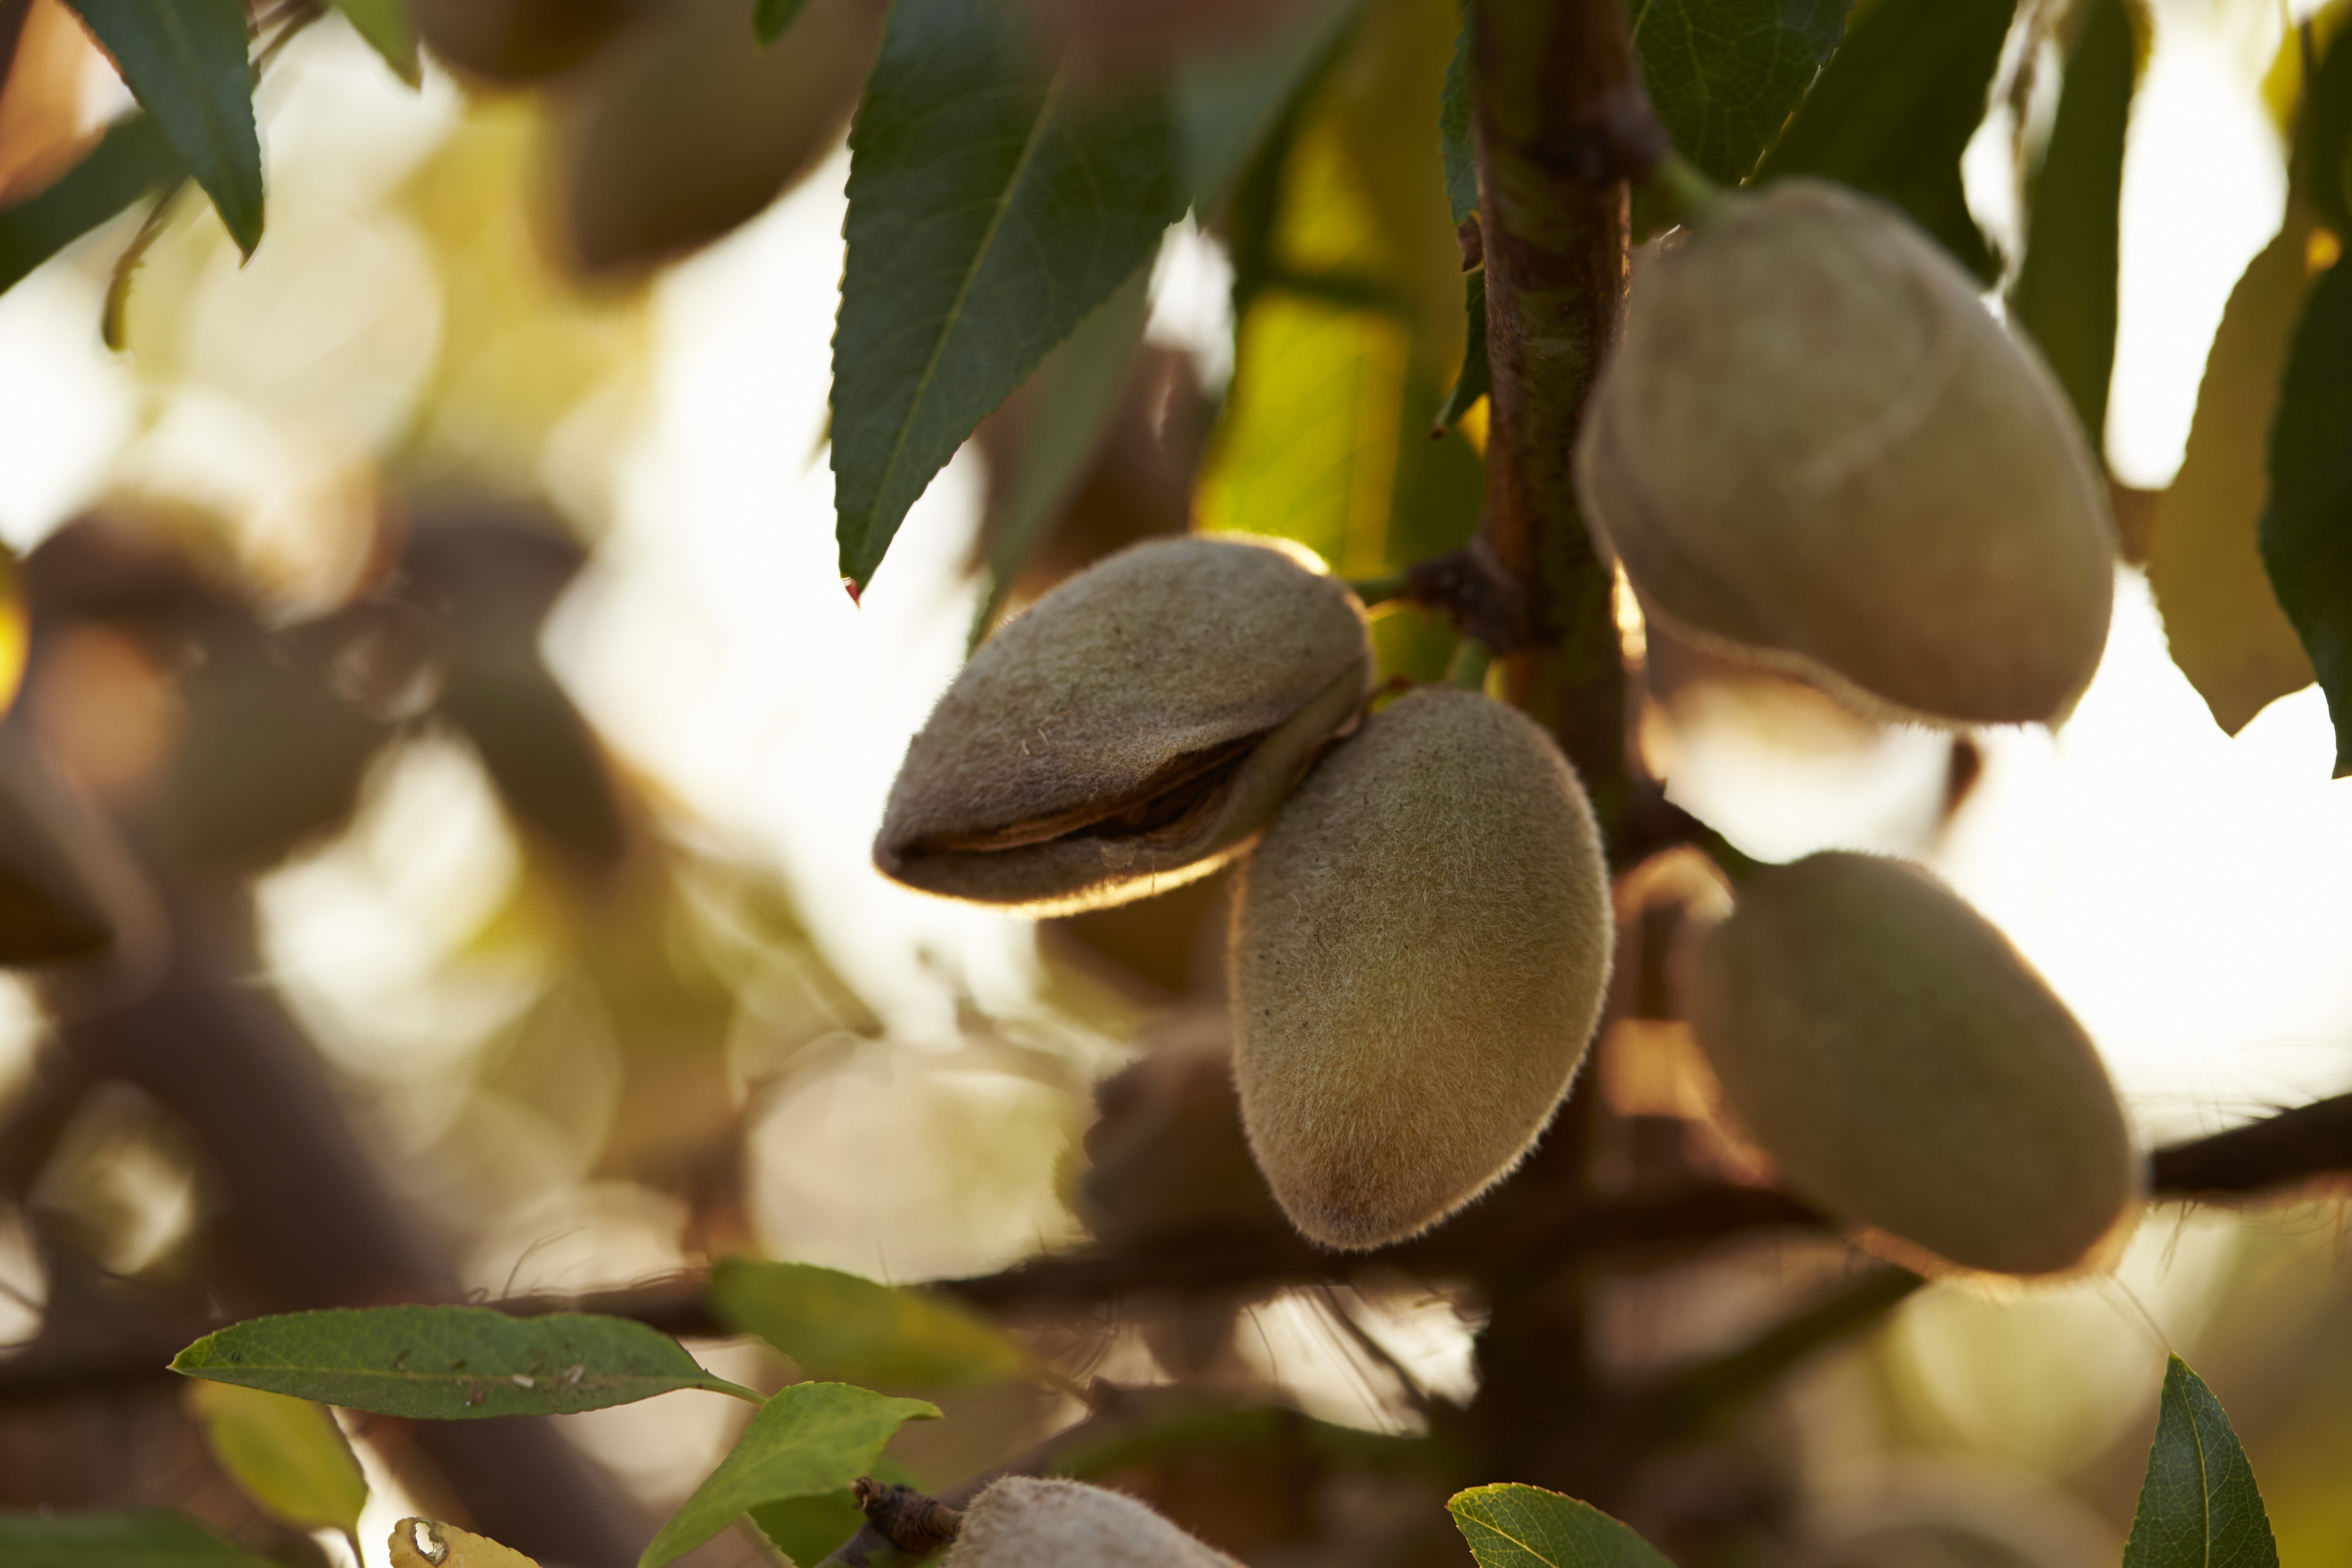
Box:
[1577,178,2114,725]
[944,1478,1243,1567]
[876,536,1373,914]
[1692,852,2138,1276]
[1230,688,1614,1250]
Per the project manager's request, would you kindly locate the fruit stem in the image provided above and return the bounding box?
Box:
[1345,570,1413,607]
[1645,153,1729,231]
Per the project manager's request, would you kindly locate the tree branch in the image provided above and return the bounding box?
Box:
[3,1093,2347,1401]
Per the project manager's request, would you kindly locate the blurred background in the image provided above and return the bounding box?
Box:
[0,0,2350,1564]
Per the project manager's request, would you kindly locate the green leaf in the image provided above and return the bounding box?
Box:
[2307,23,2352,238]
[831,0,1186,589]
[2147,204,2318,735]
[2261,255,2352,776]
[1755,0,2010,279]
[2010,0,2142,445]
[0,1509,279,1568]
[0,113,185,299]
[1439,14,1475,226]
[170,1305,762,1419]
[2122,1356,2280,1568]
[709,1259,1031,1392]
[1200,15,1483,580]
[639,1382,939,1568]
[330,0,421,87]
[748,1458,920,1568]
[970,261,1153,648]
[62,0,263,256]
[1435,269,1489,430]
[1447,1484,1679,1568]
[755,0,814,45]
[1174,0,1358,207]
[188,1382,368,1541]
[1629,0,1851,186]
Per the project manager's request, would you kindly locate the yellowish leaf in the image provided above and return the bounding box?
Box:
[186,1381,367,1542]
[2147,204,2320,734]
[389,1518,544,1568]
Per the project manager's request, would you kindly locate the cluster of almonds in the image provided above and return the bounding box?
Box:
[877,535,1614,1251]
[876,177,2140,1282]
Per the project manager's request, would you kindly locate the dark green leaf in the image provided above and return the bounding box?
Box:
[2010,0,2141,443]
[170,1305,762,1419]
[755,0,814,45]
[640,1382,939,1568]
[1174,0,1357,207]
[1440,14,1475,225]
[1755,0,2010,279]
[2122,1356,2280,1568]
[2263,254,2352,775]
[0,113,184,299]
[329,0,420,86]
[831,0,1185,589]
[2307,24,2352,238]
[1435,269,1488,429]
[1447,1484,1679,1568]
[0,1509,279,1568]
[1630,0,1852,186]
[709,1259,1032,1391]
[62,0,263,255]
[748,1458,919,1567]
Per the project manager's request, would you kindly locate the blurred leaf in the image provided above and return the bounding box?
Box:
[756,0,814,44]
[331,0,421,86]
[171,1305,763,1419]
[389,1519,540,1568]
[1755,0,2009,279]
[2122,1357,2280,1568]
[187,1382,367,1542]
[639,1383,940,1568]
[1440,13,1474,225]
[1629,0,1851,185]
[832,0,1186,589]
[0,112,183,298]
[2262,255,2352,775]
[2011,0,2141,444]
[1202,296,1480,573]
[1447,1484,1679,1568]
[2309,22,2352,237]
[1200,30,1482,576]
[1173,0,1358,207]
[1323,0,1465,369]
[2149,206,2318,733]
[0,1509,278,1567]
[710,1259,1032,1391]
[61,0,262,256]
[971,262,1152,647]
[1436,268,1488,429]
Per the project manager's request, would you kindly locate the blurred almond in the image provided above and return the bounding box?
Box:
[876,536,1373,914]
[550,0,885,277]
[409,0,637,84]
